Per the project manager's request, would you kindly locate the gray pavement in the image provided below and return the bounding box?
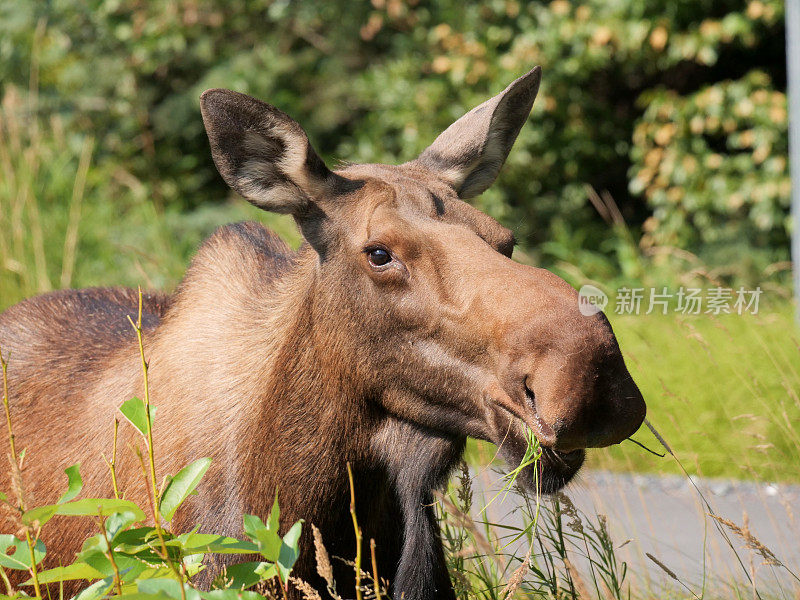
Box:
[469,468,800,598]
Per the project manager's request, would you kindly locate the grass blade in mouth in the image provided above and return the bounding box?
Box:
[481,425,543,544]
[501,425,542,492]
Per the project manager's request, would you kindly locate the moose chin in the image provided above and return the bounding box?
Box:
[0,66,645,600]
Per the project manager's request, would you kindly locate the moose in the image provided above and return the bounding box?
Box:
[0,67,646,599]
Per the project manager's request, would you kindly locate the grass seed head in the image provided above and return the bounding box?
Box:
[709,512,782,567]
[556,491,584,535]
[289,577,322,600]
[646,552,678,581]
[313,524,335,587]
[7,452,26,515]
[502,546,532,597]
[456,459,472,513]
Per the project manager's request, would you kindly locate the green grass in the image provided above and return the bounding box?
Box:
[594,303,800,483]
[0,89,300,312]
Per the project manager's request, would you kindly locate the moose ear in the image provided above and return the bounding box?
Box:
[414,66,541,199]
[200,89,343,214]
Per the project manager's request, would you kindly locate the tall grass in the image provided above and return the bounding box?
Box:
[0,87,79,303]
[0,82,299,313]
[436,463,632,599]
[594,306,800,484]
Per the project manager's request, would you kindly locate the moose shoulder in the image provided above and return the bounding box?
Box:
[0,67,645,600]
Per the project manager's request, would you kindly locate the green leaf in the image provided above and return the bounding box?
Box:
[114,528,179,564]
[77,542,148,582]
[105,511,138,542]
[75,546,115,579]
[57,498,146,520]
[57,463,83,503]
[119,397,156,437]
[21,505,58,527]
[74,575,115,600]
[242,515,281,563]
[159,458,211,522]
[121,566,174,585]
[242,490,285,562]
[276,521,303,581]
[0,535,46,570]
[137,579,201,600]
[29,562,105,584]
[176,532,258,555]
[242,514,266,540]
[114,527,158,548]
[23,498,146,527]
[111,527,162,560]
[266,491,280,533]
[94,512,138,553]
[217,561,276,590]
[182,552,206,578]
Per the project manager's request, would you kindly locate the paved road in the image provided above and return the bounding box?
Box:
[470,468,800,597]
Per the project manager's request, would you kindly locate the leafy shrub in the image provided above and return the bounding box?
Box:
[0,312,309,600]
[630,70,790,279]
[0,0,789,286]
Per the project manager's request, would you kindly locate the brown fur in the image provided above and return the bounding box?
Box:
[0,68,645,599]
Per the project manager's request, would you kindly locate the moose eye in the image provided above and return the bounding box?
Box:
[367,247,392,267]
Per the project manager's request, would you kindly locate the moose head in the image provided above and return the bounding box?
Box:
[199,66,646,497]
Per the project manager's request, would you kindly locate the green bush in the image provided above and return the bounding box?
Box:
[0,0,789,288]
[630,70,790,279]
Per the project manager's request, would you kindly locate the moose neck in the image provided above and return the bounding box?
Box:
[371,417,464,599]
[256,260,461,598]
[174,240,463,598]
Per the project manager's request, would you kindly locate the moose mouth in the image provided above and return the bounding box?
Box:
[497,426,585,496]
[486,386,585,495]
[537,446,585,494]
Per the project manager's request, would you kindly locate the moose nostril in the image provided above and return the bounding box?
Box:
[523,381,556,445]
[523,383,535,410]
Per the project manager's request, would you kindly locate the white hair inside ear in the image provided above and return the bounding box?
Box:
[200,88,342,215]
[412,66,541,199]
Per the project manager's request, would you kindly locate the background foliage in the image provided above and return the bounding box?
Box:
[0,0,791,306]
